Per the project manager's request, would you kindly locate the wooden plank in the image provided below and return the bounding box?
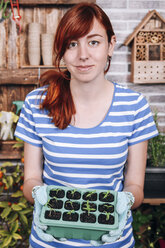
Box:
[7,16,19,69]
[0,18,7,68]
[0,140,22,160]
[0,68,41,85]
[20,85,36,100]
[143,198,165,205]
[0,67,66,85]
[19,0,96,5]
[20,8,33,67]
[0,86,7,111]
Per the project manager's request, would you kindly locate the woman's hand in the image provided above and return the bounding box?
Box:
[32,185,54,242]
[91,191,134,246]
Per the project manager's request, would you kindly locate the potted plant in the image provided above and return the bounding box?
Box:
[144,114,165,198]
[132,204,165,248]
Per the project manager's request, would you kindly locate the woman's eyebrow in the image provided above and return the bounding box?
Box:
[87,34,104,39]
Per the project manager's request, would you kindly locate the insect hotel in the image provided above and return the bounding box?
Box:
[124,10,165,84]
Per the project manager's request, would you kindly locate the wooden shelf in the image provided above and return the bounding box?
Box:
[0,68,53,85]
[19,0,95,5]
[0,140,22,160]
[0,66,67,85]
[143,198,165,205]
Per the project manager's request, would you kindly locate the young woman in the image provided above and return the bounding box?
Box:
[15,2,158,248]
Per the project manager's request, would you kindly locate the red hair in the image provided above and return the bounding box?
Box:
[40,3,115,129]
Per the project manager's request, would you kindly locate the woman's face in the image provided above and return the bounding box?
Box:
[63,18,115,84]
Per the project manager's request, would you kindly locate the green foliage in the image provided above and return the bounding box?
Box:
[132,204,165,248]
[148,114,165,167]
[0,162,33,248]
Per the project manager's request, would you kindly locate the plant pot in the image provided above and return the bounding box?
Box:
[159,239,165,248]
[45,210,61,220]
[64,200,80,211]
[144,166,165,198]
[98,214,114,225]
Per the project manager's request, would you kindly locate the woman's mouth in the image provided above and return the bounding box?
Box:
[76,65,94,72]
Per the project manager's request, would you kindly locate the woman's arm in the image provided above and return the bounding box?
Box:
[123,140,148,209]
[23,142,44,203]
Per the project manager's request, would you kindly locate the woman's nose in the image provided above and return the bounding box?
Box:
[78,43,89,61]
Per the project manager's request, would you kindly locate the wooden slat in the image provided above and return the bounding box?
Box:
[0,141,22,160]
[143,198,165,205]
[0,67,66,85]
[20,8,33,67]
[0,68,41,85]
[7,17,19,69]
[19,0,96,5]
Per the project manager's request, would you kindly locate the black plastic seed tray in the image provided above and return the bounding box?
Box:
[40,186,118,240]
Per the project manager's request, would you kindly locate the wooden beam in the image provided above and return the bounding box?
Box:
[19,0,96,5]
[0,68,65,85]
[143,198,165,205]
[0,69,40,85]
[0,141,22,160]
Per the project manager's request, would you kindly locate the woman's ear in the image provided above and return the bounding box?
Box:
[108,35,116,57]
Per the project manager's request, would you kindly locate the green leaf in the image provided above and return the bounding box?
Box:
[0,187,3,194]
[11,190,23,198]
[15,137,23,142]
[2,235,12,247]
[12,233,22,240]
[1,162,13,168]
[7,176,13,187]
[19,197,26,204]
[12,172,18,178]
[13,142,24,148]
[11,220,19,234]
[0,230,9,236]
[2,178,7,185]
[19,213,28,225]
[1,207,11,219]
[20,208,33,215]
[11,204,22,211]
[8,213,18,224]
[0,202,9,208]
[17,202,26,208]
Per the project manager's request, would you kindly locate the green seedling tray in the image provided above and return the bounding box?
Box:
[40,186,118,241]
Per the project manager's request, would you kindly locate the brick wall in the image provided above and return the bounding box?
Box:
[97,0,165,133]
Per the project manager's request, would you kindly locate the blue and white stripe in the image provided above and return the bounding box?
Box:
[15,82,158,248]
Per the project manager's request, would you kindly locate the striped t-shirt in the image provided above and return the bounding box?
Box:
[15,82,158,248]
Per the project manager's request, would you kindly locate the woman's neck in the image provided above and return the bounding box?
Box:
[70,77,111,104]
[70,79,114,128]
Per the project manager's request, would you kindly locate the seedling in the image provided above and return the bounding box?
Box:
[83,200,96,216]
[86,190,96,198]
[70,189,77,197]
[67,210,75,215]
[104,212,111,221]
[47,199,56,209]
[51,188,61,193]
[48,207,55,217]
[103,191,111,199]
[66,200,74,208]
[104,204,113,210]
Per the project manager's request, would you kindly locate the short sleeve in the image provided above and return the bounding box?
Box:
[128,94,158,146]
[14,94,42,147]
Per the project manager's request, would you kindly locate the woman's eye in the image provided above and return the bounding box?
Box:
[89,40,99,46]
[68,41,78,49]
